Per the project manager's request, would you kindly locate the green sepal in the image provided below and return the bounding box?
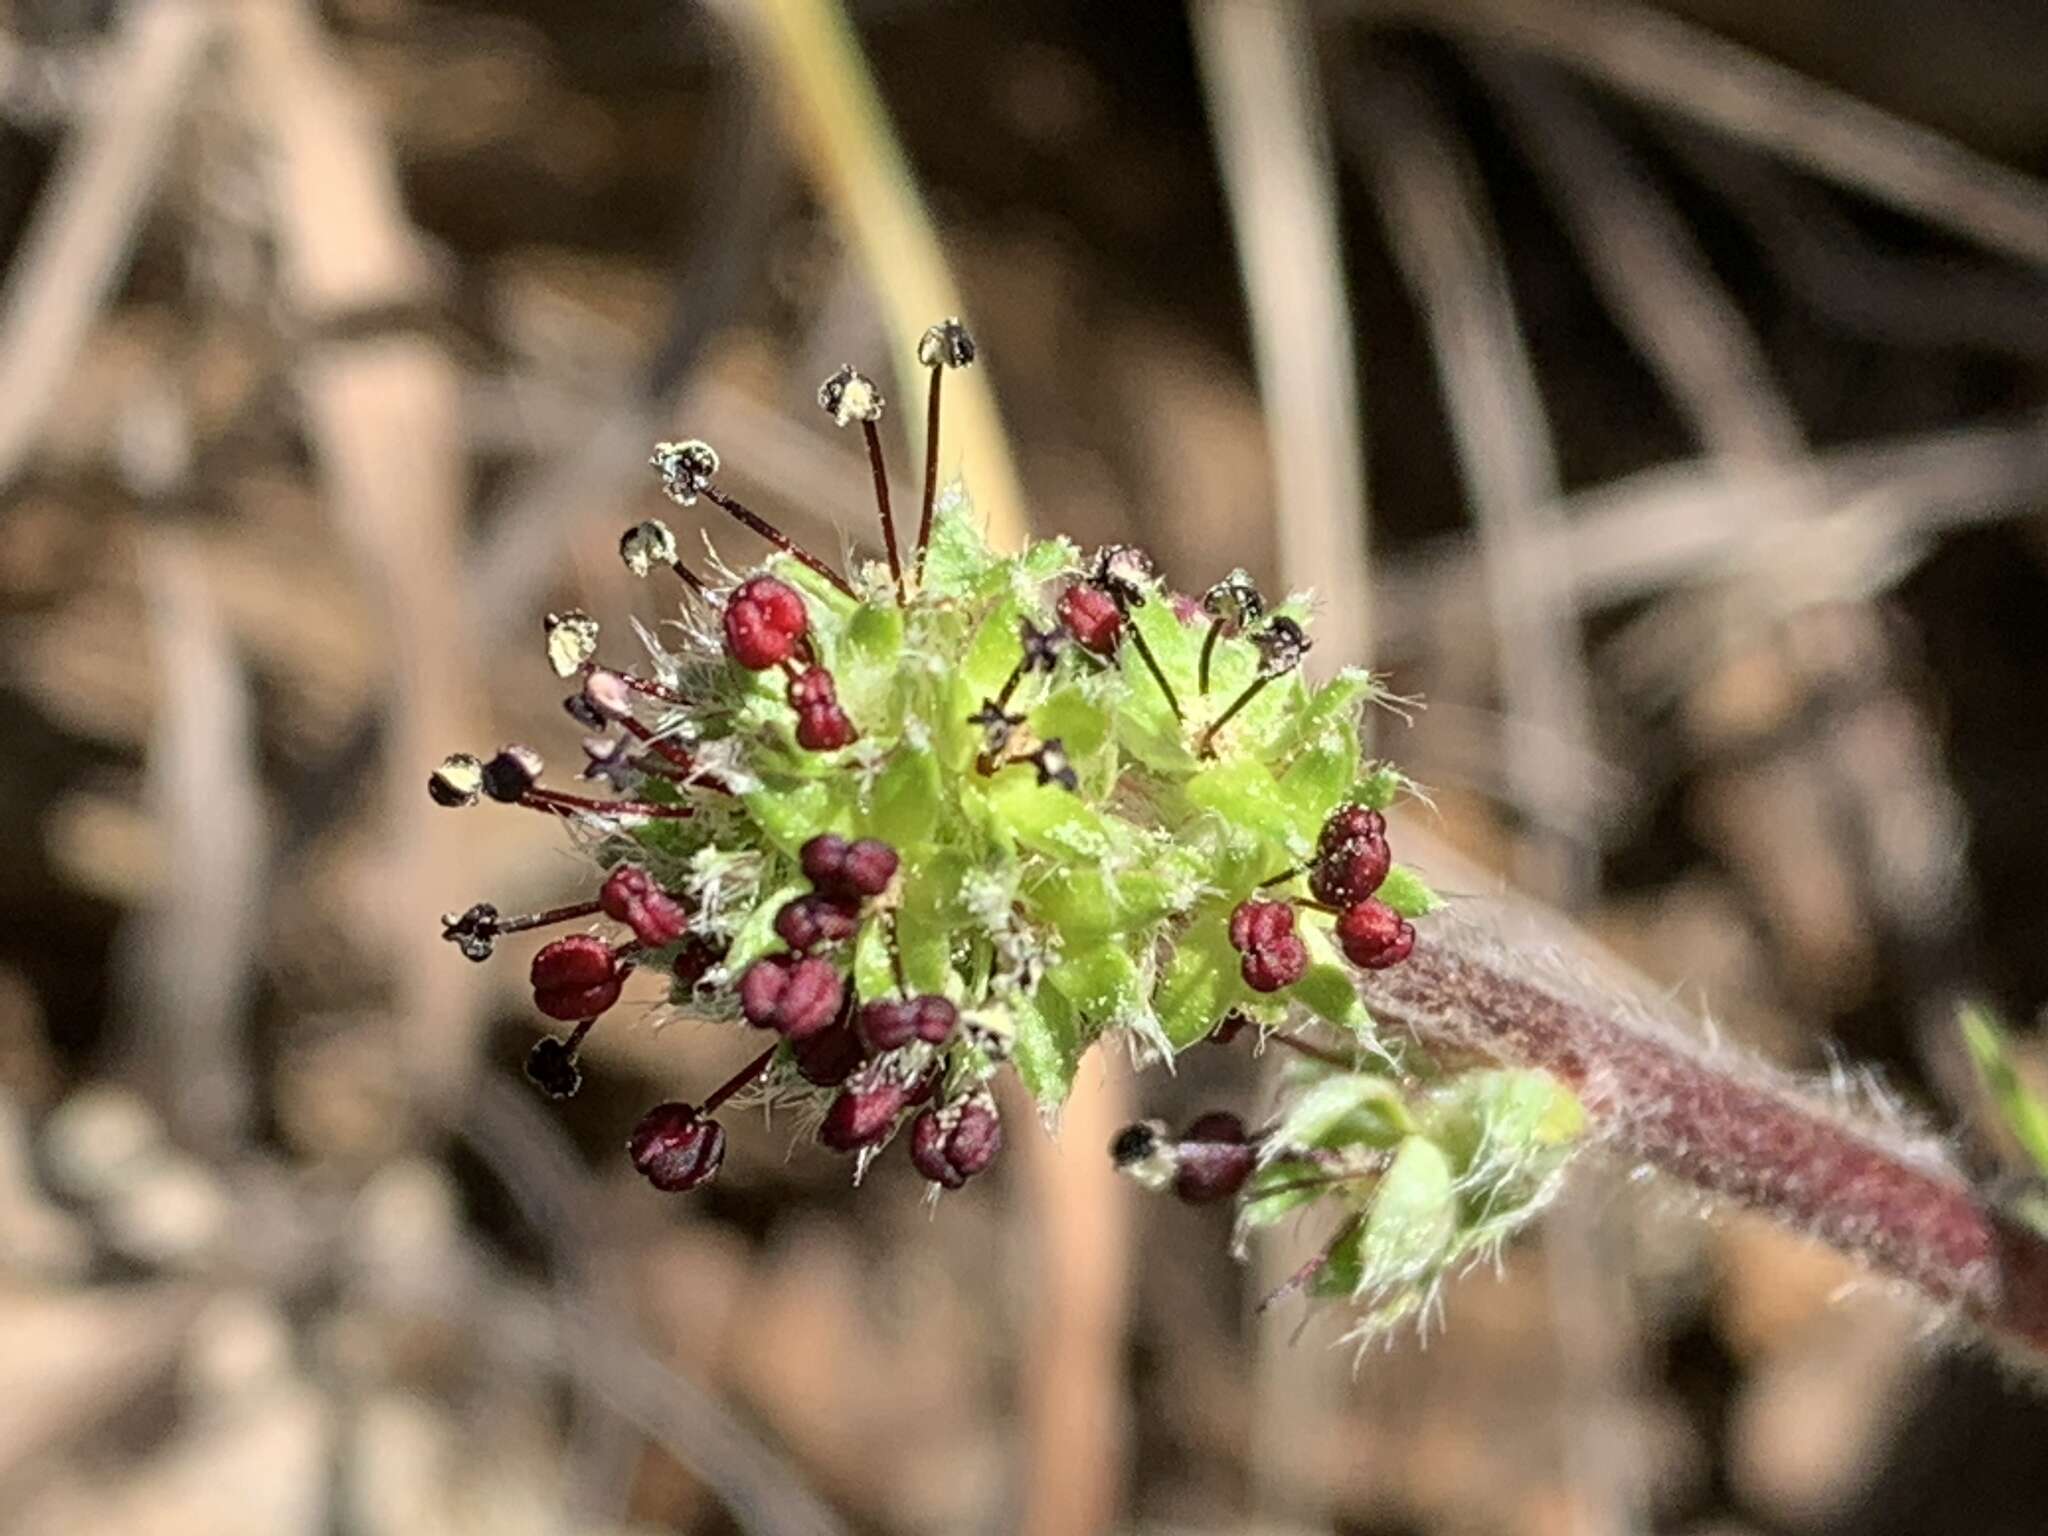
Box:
[1272,1073,1413,1151]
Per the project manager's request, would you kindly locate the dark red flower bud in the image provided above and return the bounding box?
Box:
[671,932,727,992]
[599,865,690,948]
[628,1102,726,1192]
[737,955,845,1039]
[786,667,838,711]
[795,703,858,751]
[1057,584,1124,655]
[1335,898,1416,970]
[723,576,808,670]
[909,1095,1003,1188]
[1240,934,1308,993]
[800,834,898,902]
[1319,804,1385,857]
[911,995,958,1044]
[774,893,861,952]
[857,998,918,1052]
[791,1022,868,1086]
[1227,899,1296,954]
[1173,1111,1255,1204]
[531,935,624,1021]
[1308,833,1392,908]
[819,1075,911,1151]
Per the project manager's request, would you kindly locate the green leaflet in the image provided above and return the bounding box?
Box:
[1273,1073,1413,1151]
[1011,985,1085,1106]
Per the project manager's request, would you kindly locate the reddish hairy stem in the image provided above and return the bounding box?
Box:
[1359,924,2048,1355]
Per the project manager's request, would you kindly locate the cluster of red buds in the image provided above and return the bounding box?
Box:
[425,313,1428,1252]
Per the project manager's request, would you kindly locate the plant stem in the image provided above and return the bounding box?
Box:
[702,1044,780,1115]
[1360,920,2048,1355]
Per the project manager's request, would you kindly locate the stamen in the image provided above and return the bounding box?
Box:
[700,1043,781,1115]
[1123,622,1183,722]
[1197,674,1272,757]
[1257,1209,1364,1314]
[862,418,905,598]
[914,319,976,578]
[519,785,697,820]
[702,486,857,598]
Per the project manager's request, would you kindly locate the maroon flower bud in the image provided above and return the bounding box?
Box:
[671,932,727,992]
[791,1022,868,1086]
[795,704,858,751]
[1308,832,1392,908]
[912,995,958,1044]
[1335,898,1416,970]
[774,893,861,952]
[909,1096,1003,1188]
[800,834,899,902]
[1057,584,1123,656]
[1319,804,1385,857]
[786,666,838,711]
[1173,1111,1256,1204]
[857,998,918,1052]
[531,935,624,1021]
[628,1102,726,1192]
[819,1074,911,1151]
[723,575,808,670]
[1227,899,1296,954]
[737,955,845,1039]
[1240,934,1307,993]
[599,865,690,948]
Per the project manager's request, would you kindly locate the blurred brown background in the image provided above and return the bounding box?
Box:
[6,0,2048,1532]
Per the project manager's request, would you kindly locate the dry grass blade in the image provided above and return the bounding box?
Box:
[0,0,217,489]
[731,0,1029,549]
[1342,0,2048,271]
[228,0,483,1115]
[1341,55,1595,890]
[1192,0,1372,669]
[112,531,266,1158]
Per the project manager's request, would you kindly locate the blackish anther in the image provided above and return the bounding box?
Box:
[441,902,500,962]
[1018,619,1065,674]
[429,753,484,808]
[1091,544,1156,608]
[1202,570,1265,632]
[1032,738,1079,793]
[580,735,638,790]
[969,700,1026,757]
[619,519,678,578]
[482,744,545,803]
[671,932,727,993]
[1251,615,1311,677]
[1111,1122,1160,1167]
[628,1102,726,1192]
[917,318,977,370]
[650,439,719,506]
[1207,1009,1253,1046]
[525,1035,584,1099]
[817,365,885,427]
